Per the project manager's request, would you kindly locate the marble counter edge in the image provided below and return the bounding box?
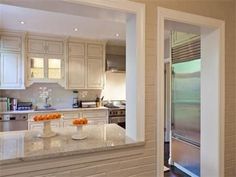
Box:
[0,141,145,166]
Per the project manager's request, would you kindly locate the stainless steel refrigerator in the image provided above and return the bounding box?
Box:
[171,59,201,176]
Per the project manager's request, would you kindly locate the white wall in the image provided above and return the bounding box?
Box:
[102,72,126,100]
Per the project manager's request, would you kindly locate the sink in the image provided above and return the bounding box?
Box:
[35,108,57,111]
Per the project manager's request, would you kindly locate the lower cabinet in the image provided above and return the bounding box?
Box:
[28,109,108,130]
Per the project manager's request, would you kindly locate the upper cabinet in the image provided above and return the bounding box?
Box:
[87,44,104,89]
[68,42,85,89]
[67,40,105,89]
[26,35,65,87]
[0,31,25,89]
[87,44,103,58]
[171,31,199,47]
[1,36,21,52]
[0,30,105,90]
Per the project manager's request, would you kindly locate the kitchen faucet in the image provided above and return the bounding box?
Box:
[44,96,51,109]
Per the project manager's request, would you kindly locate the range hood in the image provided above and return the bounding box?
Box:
[106,45,126,73]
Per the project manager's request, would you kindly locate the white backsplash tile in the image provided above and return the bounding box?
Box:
[0,83,102,109]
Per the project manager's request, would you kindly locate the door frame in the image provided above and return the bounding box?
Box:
[157,7,225,177]
[66,0,145,141]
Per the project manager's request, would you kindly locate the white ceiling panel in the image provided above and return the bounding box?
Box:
[0,4,126,41]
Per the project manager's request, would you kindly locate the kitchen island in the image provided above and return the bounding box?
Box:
[0,124,144,177]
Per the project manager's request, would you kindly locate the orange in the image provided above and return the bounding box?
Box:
[33,116,39,121]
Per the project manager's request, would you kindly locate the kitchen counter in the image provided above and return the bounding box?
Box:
[0,106,108,114]
[0,124,144,165]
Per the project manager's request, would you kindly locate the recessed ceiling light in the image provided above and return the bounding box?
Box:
[20,21,25,25]
[115,33,120,37]
[74,28,78,32]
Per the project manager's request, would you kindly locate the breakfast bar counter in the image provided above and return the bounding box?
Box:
[0,124,144,166]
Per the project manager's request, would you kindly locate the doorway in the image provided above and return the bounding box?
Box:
[157,7,225,177]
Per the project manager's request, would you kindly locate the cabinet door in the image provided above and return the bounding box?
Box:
[28,54,45,79]
[68,57,85,88]
[48,57,63,79]
[46,41,63,55]
[69,42,85,56]
[87,59,103,88]
[87,44,103,58]
[28,39,45,53]
[28,122,44,130]
[0,53,21,88]
[82,110,108,118]
[1,36,21,52]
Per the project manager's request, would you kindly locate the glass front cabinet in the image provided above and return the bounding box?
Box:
[28,54,64,85]
[27,37,65,87]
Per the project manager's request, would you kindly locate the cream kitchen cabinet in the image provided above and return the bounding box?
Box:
[68,57,85,88]
[0,32,25,89]
[28,121,61,131]
[27,35,65,87]
[1,36,21,52]
[28,38,64,55]
[87,44,103,58]
[67,41,105,89]
[81,109,108,124]
[67,42,86,89]
[28,113,61,131]
[0,52,22,88]
[87,59,103,88]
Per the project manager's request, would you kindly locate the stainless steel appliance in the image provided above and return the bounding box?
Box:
[81,101,96,108]
[0,97,9,112]
[171,59,201,176]
[17,102,33,111]
[104,102,125,129]
[106,45,125,73]
[72,90,79,108]
[10,98,18,111]
[0,114,28,132]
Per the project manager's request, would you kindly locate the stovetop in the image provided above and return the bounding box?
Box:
[104,102,126,110]
[104,102,126,116]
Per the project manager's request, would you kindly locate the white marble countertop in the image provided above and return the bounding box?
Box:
[0,106,108,114]
[0,124,144,165]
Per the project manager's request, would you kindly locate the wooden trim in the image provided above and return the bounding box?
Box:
[157,7,225,177]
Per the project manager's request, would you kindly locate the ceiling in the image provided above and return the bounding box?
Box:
[0,3,126,42]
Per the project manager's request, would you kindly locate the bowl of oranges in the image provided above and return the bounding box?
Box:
[72,118,88,126]
[72,118,88,140]
[33,113,62,138]
[33,113,61,122]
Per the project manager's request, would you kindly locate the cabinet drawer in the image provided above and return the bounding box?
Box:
[88,118,107,125]
[28,121,60,130]
[29,122,43,130]
[69,42,85,56]
[87,44,103,58]
[28,39,45,53]
[63,112,80,119]
[1,36,21,51]
[82,110,107,118]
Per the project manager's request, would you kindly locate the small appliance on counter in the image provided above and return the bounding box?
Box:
[10,98,18,111]
[80,101,96,108]
[17,102,33,111]
[72,90,80,108]
[0,97,9,112]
